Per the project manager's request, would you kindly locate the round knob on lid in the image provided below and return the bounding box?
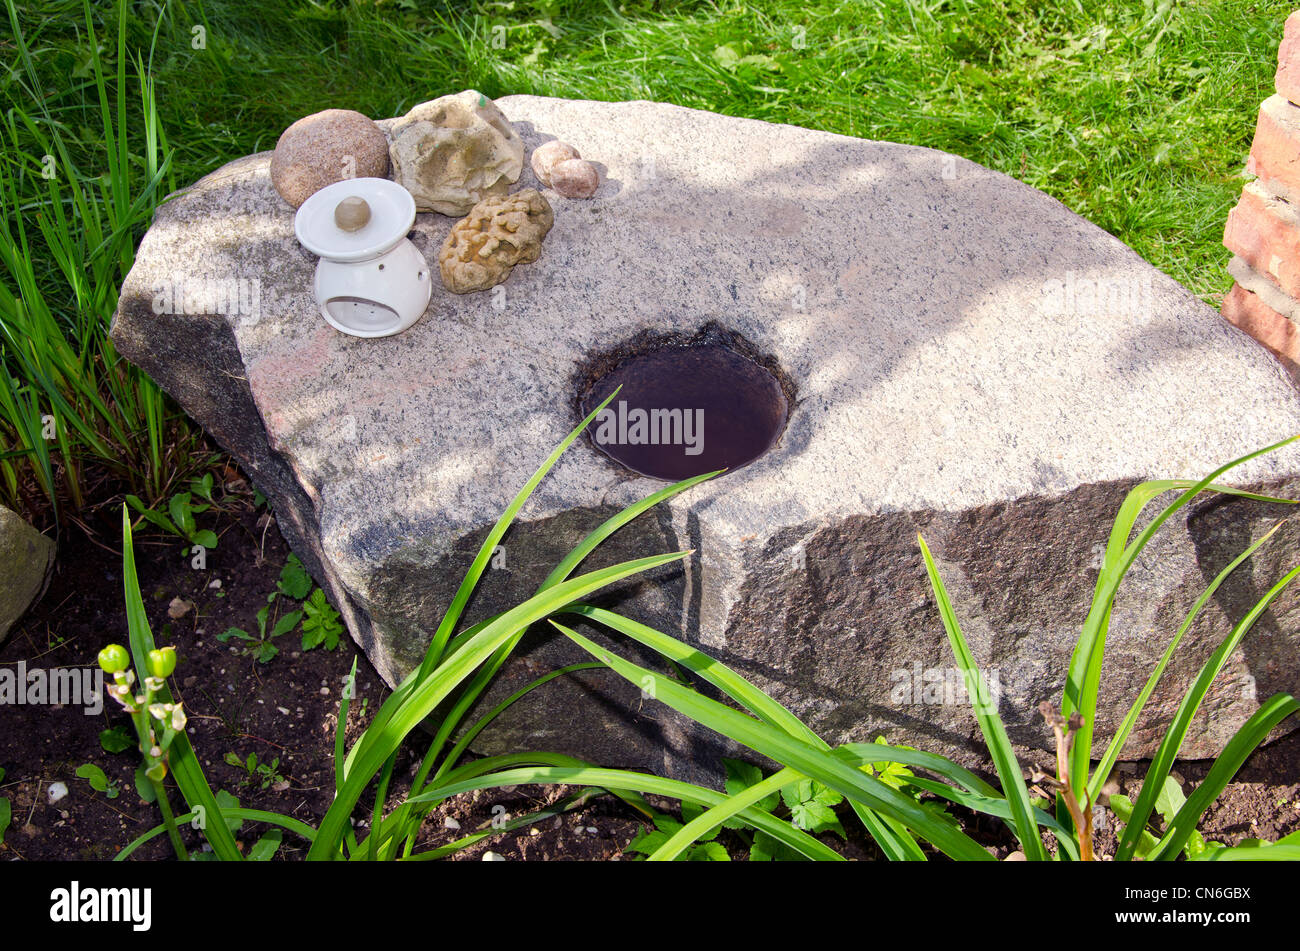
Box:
[334,196,371,232]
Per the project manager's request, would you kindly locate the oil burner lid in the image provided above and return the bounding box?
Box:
[294,177,416,262]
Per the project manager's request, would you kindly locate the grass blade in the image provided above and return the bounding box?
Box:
[554,621,993,860]
[563,604,823,743]
[417,389,622,674]
[918,534,1046,860]
[122,506,242,861]
[1151,693,1300,861]
[309,549,692,859]
[649,767,801,861]
[1117,564,1300,860]
[405,761,844,861]
[114,808,316,861]
[1065,436,1299,799]
[1088,522,1282,801]
[567,604,924,859]
[1193,844,1300,861]
[335,656,358,798]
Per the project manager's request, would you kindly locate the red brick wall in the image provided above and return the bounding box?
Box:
[1223,11,1300,375]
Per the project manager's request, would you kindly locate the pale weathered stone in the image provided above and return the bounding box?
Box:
[388,90,525,216]
[269,109,389,208]
[530,140,580,185]
[549,159,599,199]
[112,96,1300,784]
[437,189,553,294]
[0,505,55,643]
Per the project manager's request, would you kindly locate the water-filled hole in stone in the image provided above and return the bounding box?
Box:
[579,341,789,481]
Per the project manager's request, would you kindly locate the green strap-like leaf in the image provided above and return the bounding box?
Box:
[1117,563,1300,860]
[555,621,993,860]
[918,534,1046,860]
[1064,436,1298,799]
[404,761,843,861]
[1151,693,1300,861]
[122,507,242,861]
[1088,523,1282,801]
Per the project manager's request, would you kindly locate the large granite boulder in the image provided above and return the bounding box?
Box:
[0,505,55,643]
[111,95,1300,783]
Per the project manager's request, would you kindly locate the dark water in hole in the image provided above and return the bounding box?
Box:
[580,343,788,481]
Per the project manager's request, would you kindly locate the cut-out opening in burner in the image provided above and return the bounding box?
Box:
[322,296,400,336]
[578,334,790,481]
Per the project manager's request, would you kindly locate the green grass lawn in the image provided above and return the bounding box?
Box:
[25,0,1289,295]
[0,0,1291,516]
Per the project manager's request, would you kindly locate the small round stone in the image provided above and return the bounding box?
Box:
[530,140,581,186]
[549,158,599,199]
[334,196,371,232]
[270,109,389,209]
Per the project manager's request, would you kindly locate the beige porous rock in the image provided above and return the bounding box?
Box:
[530,140,581,184]
[549,158,599,198]
[269,109,390,208]
[388,90,525,216]
[437,188,553,293]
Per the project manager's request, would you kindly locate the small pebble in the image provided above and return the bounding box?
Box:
[530,140,580,185]
[481,851,506,862]
[209,579,222,589]
[443,817,461,831]
[48,782,68,804]
[549,158,599,199]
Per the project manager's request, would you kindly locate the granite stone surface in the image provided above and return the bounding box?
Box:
[112,96,1300,780]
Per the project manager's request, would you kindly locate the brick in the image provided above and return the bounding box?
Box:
[1278,11,1300,105]
[1246,95,1300,200]
[1221,281,1300,371]
[1224,181,1300,299]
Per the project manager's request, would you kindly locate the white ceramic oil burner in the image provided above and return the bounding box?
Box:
[294,177,431,338]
